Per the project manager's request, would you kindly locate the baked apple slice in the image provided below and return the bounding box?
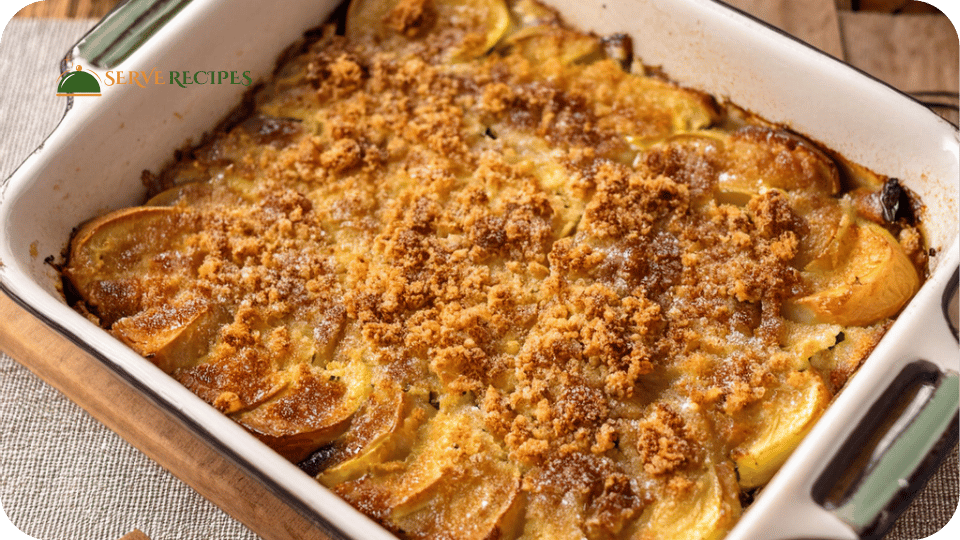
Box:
[144,174,256,208]
[809,322,889,392]
[387,401,489,512]
[632,462,741,540]
[318,383,432,486]
[497,24,602,67]
[791,199,851,268]
[391,449,521,540]
[234,361,371,462]
[481,130,586,240]
[731,370,830,489]
[779,320,843,370]
[347,0,510,59]
[636,131,727,205]
[64,206,199,326]
[786,221,920,326]
[111,299,229,374]
[334,399,521,539]
[535,156,587,239]
[723,126,841,195]
[709,127,840,208]
[574,60,718,144]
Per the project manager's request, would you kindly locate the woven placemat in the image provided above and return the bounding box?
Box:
[0,19,259,540]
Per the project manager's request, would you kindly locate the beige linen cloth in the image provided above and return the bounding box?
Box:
[0,17,955,540]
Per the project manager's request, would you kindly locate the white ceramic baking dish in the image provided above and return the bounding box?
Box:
[1,1,958,539]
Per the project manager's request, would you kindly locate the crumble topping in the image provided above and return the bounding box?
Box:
[64,1,923,538]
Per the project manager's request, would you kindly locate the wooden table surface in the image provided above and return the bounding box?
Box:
[16,0,960,125]
[3,1,958,540]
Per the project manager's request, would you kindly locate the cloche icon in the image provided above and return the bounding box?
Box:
[56,65,101,97]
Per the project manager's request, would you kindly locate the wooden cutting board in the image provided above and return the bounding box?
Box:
[0,293,327,540]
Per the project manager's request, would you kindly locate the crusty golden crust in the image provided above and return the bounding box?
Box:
[64,1,922,538]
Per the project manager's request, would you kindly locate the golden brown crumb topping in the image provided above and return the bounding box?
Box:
[64,1,924,539]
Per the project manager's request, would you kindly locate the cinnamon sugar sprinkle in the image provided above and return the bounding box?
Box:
[65,1,922,538]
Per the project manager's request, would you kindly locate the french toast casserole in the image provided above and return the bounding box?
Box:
[62,1,928,538]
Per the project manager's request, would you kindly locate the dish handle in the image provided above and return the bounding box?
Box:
[733,265,959,540]
[745,264,960,540]
[52,0,191,119]
[813,364,958,539]
[70,0,193,70]
[816,266,959,539]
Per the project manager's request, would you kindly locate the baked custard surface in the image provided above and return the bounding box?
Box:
[64,1,926,538]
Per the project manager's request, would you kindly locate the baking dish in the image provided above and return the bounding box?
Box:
[0,0,957,538]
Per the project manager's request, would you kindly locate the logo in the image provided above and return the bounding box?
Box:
[55,66,254,96]
[56,65,102,97]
